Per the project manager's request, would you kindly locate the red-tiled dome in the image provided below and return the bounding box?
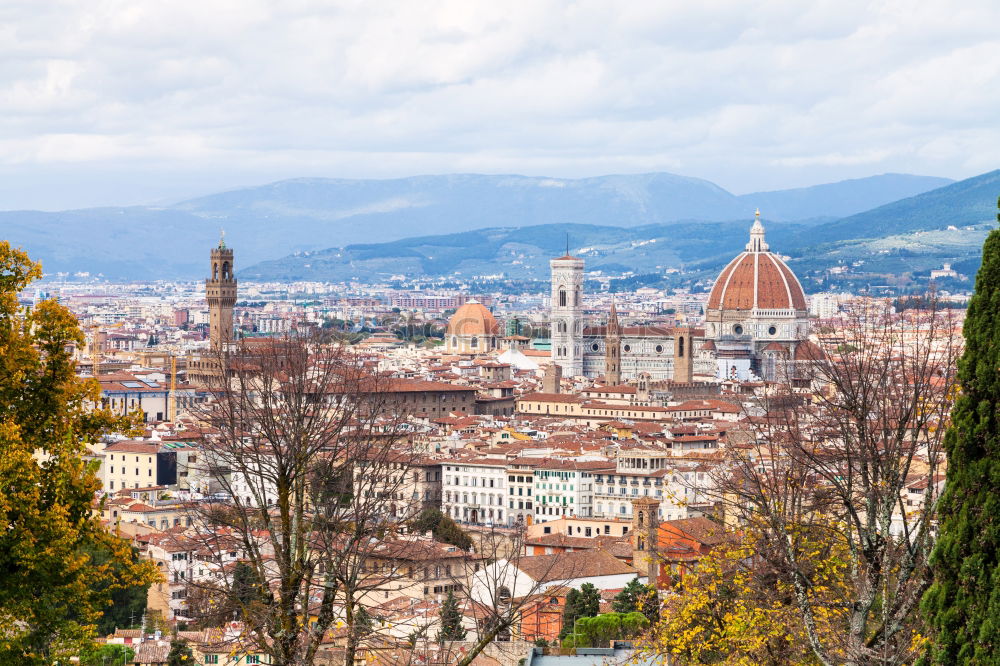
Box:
[447,301,500,337]
[707,213,807,312]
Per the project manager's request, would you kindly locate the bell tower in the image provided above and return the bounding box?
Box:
[631,497,660,585]
[672,326,693,383]
[550,248,584,377]
[207,233,237,351]
[604,299,622,385]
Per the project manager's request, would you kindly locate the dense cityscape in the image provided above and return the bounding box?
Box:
[6,3,1000,666]
[2,207,978,665]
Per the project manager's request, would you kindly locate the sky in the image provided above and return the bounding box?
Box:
[1,0,999,210]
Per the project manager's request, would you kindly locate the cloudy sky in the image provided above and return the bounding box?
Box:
[1,0,998,210]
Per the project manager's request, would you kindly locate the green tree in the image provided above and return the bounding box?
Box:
[577,583,601,619]
[612,576,659,623]
[559,584,601,639]
[562,612,649,649]
[80,643,134,666]
[924,197,1000,663]
[0,242,159,664]
[91,545,150,635]
[559,589,581,640]
[232,560,266,607]
[166,639,194,666]
[409,508,473,550]
[437,590,467,642]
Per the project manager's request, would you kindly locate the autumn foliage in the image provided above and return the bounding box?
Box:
[0,242,159,663]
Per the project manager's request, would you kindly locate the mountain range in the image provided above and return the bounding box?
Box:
[0,171,955,280]
[242,170,1000,287]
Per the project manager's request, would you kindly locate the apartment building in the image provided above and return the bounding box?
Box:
[441,457,508,527]
[103,440,177,492]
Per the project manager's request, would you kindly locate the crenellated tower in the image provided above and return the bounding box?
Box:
[207,233,237,351]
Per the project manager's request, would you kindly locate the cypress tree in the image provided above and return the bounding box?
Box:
[577,583,601,619]
[559,589,580,639]
[437,590,467,642]
[924,196,1000,662]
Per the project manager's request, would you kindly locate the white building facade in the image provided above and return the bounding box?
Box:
[442,458,509,527]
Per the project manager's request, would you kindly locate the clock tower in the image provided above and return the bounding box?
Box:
[207,233,237,351]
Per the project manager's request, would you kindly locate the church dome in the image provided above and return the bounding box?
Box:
[707,211,807,312]
[447,300,500,337]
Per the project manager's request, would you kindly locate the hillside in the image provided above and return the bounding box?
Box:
[242,169,997,286]
[240,220,797,282]
[794,169,1000,245]
[0,171,950,279]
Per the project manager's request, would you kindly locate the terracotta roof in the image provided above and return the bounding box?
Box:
[660,517,728,546]
[113,628,143,638]
[383,379,477,393]
[794,340,825,361]
[133,642,170,663]
[518,392,582,403]
[515,549,637,582]
[586,384,637,394]
[105,440,161,454]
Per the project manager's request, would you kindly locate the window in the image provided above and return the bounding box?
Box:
[205,656,219,664]
[559,289,567,307]
[246,655,260,664]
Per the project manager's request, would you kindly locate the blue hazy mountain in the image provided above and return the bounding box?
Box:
[0,171,953,279]
[242,170,997,283]
[791,169,1000,244]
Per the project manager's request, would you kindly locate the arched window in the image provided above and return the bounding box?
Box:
[574,290,580,306]
[678,337,685,357]
[212,262,218,280]
[559,289,567,307]
[471,336,478,348]
[222,261,231,279]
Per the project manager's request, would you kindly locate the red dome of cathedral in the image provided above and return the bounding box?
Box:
[446,300,500,337]
[707,212,807,312]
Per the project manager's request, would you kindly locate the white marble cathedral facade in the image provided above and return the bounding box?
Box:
[550,212,811,383]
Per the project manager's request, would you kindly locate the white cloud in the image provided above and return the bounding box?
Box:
[0,0,997,209]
